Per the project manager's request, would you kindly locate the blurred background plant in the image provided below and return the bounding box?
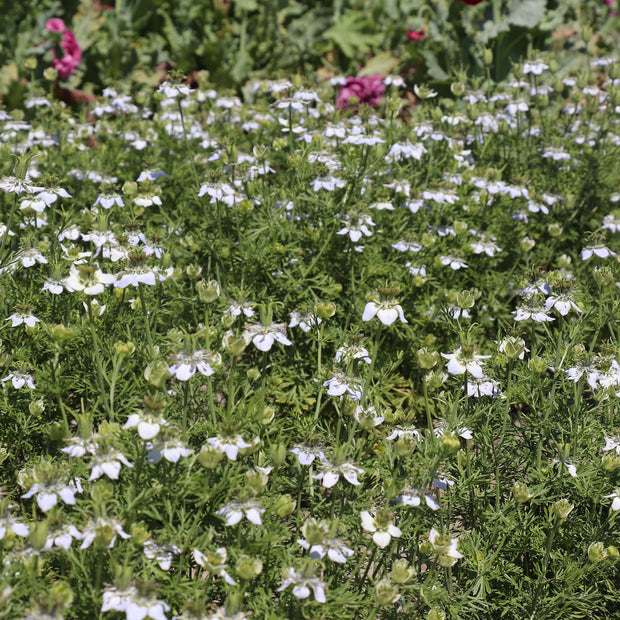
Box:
[0,0,618,105]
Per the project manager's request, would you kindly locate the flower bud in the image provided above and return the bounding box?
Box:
[528,356,547,375]
[602,453,620,472]
[450,82,465,97]
[49,324,76,342]
[375,578,400,606]
[547,223,563,238]
[236,554,263,580]
[425,370,447,390]
[185,264,202,280]
[144,360,169,388]
[316,301,336,319]
[512,482,533,503]
[274,494,296,518]
[552,498,574,521]
[418,347,439,369]
[390,559,416,584]
[606,545,619,559]
[427,609,447,620]
[29,520,49,550]
[482,47,493,67]
[196,279,220,303]
[90,480,114,505]
[29,399,45,418]
[260,406,275,425]
[222,330,249,356]
[122,181,138,197]
[198,445,224,469]
[130,521,150,546]
[456,290,475,309]
[43,67,58,81]
[588,541,607,563]
[114,341,136,358]
[269,442,288,467]
[440,434,461,455]
[520,236,535,252]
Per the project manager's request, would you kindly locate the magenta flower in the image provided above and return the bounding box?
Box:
[44,18,66,33]
[336,74,386,110]
[52,29,82,80]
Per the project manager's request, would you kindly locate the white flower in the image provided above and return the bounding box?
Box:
[22,478,83,512]
[289,311,321,332]
[44,524,83,550]
[277,567,326,603]
[334,344,371,365]
[88,450,133,481]
[6,312,39,328]
[1,371,36,389]
[310,175,345,191]
[428,528,463,566]
[216,499,264,526]
[312,458,363,488]
[243,322,292,351]
[440,255,468,270]
[337,214,375,242]
[603,490,620,511]
[385,426,422,443]
[391,240,422,253]
[206,434,257,461]
[394,487,439,510]
[323,371,363,400]
[290,444,325,466]
[362,300,407,325]
[94,193,124,209]
[193,548,237,585]
[360,511,402,548]
[81,517,131,549]
[0,510,30,539]
[123,413,168,440]
[441,347,490,379]
[545,294,582,316]
[603,435,620,455]
[137,168,170,182]
[143,540,181,570]
[513,305,555,322]
[64,264,116,295]
[353,405,384,427]
[581,245,616,260]
[168,350,221,381]
[146,439,193,464]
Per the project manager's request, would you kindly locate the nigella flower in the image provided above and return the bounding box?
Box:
[43,524,83,550]
[393,486,440,510]
[243,322,292,352]
[312,457,363,488]
[466,376,501,398]
[353,405,384,427]
[136,168,170,182]
[603,490,620,511]
[512,304,555,322]
[290,444,325,466]
[428,528,463,567]
[206,433,258,461]
[297,518,354,564]
[93,193,124,209]
[441,347,490,379]
[362,285,408,326]
[146,438,193,464]
[289,311,321,332]
[337,213,375,243]
[101,584,170,620]
[216,499,264,526]
[0,506,30,539]
[168,350,221,380]
[123,412,168,440]
[545,294,582,316]
[386,426,422,443]
[277,567,327,603]
[143,540,181,570]
[0,174,43,194]
[22,478,83,512]
[523,59,549,75]
[581,245,616,260]
[193,547,237,585]
[88,449,133,481]
[323,370,363,400]
[310,175,345,192]
[15,247,48,268]
[80,517,131,549]
[6,312,39,328]
[391,240,422,253]
[360,510,402,548]
[2,371,36,389]
[64,263,116,295]
[334,344,372,365]
[603,435,620,455]
[440,255,468,270]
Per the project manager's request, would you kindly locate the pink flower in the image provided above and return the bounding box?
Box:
[407,28,425,41]
[336,74,386,110]
[45,18,66,33]
[52,29,82,80]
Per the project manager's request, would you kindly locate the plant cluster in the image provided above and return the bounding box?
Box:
[0,21,619,620]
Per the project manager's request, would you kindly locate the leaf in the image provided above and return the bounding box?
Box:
[421,50,449,81]
[322,13,383,59]
[507,0,546,29]
[477,18,511,44]
[359,51,401,78]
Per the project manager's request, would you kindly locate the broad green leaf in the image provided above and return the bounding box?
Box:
[322,13,383,59]
[508,0,546,28]
[359,51,401,77]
